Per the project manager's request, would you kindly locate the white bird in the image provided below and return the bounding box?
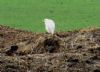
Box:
[44,18,55,35]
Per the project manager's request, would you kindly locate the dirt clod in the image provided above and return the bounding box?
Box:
[44,38,60,53]
[93,69,100,72]
[6,45,18,56]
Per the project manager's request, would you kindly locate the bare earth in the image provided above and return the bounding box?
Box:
[0,25,100,72]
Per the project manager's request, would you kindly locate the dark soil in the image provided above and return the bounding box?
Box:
[0,25,100,72]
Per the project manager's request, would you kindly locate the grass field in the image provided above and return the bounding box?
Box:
[0,0,100,32]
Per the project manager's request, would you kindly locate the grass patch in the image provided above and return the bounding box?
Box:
[0,0,100,32]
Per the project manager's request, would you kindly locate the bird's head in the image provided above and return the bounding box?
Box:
[44,18,50,22]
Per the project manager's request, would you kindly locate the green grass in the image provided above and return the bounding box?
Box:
[0,0,100,32]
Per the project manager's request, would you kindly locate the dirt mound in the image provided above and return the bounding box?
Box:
[0,25,100,72]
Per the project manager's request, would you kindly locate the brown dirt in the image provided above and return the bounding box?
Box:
[0,25,100,72]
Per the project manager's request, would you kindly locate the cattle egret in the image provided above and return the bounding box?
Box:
[44,18,55,35]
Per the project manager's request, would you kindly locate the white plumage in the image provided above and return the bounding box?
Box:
[44,18,55,34]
